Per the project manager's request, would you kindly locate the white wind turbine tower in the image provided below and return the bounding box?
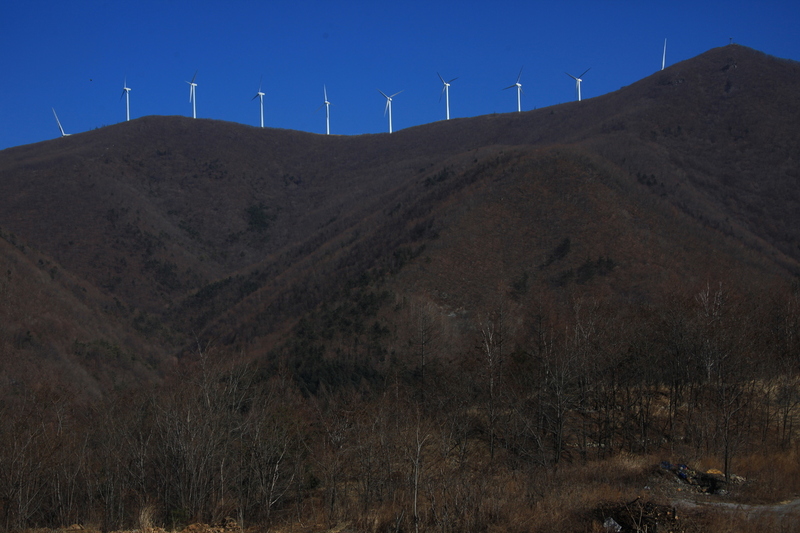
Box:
[565,68,590,101]
[121,77,131,121]
[315,85,332,135]
[52,108,70,137]
[662,38,667,70]
[252,78,265,128]
[504,67,524,112]
[378,89,402,133]
[187,71,198,118]
[438,73,458,120]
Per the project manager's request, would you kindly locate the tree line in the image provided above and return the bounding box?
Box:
[1,280,799,532]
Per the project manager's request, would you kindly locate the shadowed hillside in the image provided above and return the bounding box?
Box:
[0,43,798,389]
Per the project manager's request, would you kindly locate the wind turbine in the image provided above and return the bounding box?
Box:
[187,71,198,118]
[661,38,667,71]
[121,77,131,121]
[504,67,523,112]
[438,73,458,120]
[252,77,265,128]
[52,108,70,137]
[565,68,590,101]
[378,89,402,133]
[315,85,331,135]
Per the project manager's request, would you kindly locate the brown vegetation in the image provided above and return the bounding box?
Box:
[0,45,800,531]
[3,282,800,532]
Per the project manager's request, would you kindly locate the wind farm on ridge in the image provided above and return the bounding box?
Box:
[49,42,673,141]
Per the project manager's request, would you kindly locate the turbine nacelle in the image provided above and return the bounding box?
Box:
[316,86,332,110]
[121,77,131,121]
[379,89,402,113]
[438,72,457,89]
[187,71,198,118]
[504,67,524,112]
[378,89,402,133]
[252,76,265,100]
[438,72,458,120]
[565,68,590,101]
[252,77,265,128]
[318,85,332,135]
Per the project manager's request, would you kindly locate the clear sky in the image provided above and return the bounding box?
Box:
[1,0,798,150]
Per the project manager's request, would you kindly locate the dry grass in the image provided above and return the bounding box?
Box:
[727,445,800,503]
[137,505,156,533]
[695,508,800,533]
[17,447,800,533]
[486,449,800,532]
[523,454,655,532]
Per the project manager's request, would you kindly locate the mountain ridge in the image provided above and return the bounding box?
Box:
[0,44,798,394]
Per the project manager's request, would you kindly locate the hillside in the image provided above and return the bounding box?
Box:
[1,45,798,392]
[1,44,800,532]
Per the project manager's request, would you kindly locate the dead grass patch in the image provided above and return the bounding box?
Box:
[728,446,800,503]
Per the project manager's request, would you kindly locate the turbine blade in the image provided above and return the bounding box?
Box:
[323,84,328,101]
[565,72,578,80]
[378,89,389,99]
[448,77,459,83]
[437,72,446,84]
[503,84,516,90]
[579,67,591,78]
[52,108,66,136]
[191,70,197,83]
[390,90,403,98]
[516,66,523,83]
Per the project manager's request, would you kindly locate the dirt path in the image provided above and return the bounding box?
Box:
[676,497,800,522]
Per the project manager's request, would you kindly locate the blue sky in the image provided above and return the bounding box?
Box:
[1,1,798,150]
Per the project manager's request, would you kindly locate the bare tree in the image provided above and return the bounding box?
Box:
[0,393,52,530]
[407,414,429,533]
[480,315,502,460]
[236,376,300,524]
[541,323,575,464]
